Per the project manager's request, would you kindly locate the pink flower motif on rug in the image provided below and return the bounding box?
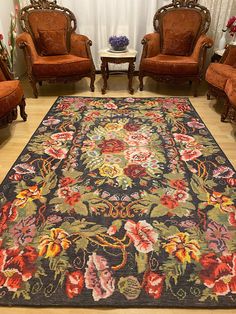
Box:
[124,220,158,253]
[85,253,115,301]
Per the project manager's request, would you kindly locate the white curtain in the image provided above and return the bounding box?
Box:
[199,0,235,49]
[58,0,163,70]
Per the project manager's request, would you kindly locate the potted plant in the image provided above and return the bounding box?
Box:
[109,35,129,51]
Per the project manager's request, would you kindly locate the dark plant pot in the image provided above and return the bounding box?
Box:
[111,45,127,51]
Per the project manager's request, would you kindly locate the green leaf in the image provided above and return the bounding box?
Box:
[80,224,107,236]
[41,173,58,196]
[135,252,148,274]
[153,221,180,238]
[75,238,89,252]
[151,205,168,218]
[173,206,190,218]
[24,201,38,216]
[199,288,218,302]
[73,200,88,216]
[190,174,207,196]
[63,170,83,179]
[207,208,228,225]
[49,197,64,205]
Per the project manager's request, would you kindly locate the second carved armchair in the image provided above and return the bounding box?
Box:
[206,45,236,123]
[139,0,213,96]
[17,0,95,98]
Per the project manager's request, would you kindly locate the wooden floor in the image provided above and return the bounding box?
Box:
[0,75,235,314]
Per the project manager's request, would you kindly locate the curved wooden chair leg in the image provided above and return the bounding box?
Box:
[19,98,27,121]
[193,79,200,97]
[90,72,95,92]
[221,101,231,122]
[12,107,18,120]
[139,74,144,91]
[30,78,38,98]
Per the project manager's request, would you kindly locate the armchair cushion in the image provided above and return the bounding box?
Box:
[32,54,92,77]
[162,30,194,56]
[140,54,198,75]
[162,9,202,56]
[39,29,68,56]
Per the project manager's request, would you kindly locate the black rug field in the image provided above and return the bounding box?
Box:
[0,96,236,308]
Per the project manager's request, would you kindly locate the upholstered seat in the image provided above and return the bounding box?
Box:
[17,0,95,98]
[0,56,27,126]
[140,55,198,75]
[206,45,236,122]
[206,63,236,90]
[32,55,92,77]
[139,0,213,96]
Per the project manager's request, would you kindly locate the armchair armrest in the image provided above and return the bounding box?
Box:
[221,45,236,65]
[191,34,213,62]
[16,32,39,63]
[141,32,161,59]
[70,33,92,58]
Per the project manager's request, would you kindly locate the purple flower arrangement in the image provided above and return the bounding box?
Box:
[109,35,129,51]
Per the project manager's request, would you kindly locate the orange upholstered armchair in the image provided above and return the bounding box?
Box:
[17,0,95,98]
[206,45,236,123]
[0,53,27,127]
[139,0,213,96]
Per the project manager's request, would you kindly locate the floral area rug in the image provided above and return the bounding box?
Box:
[0,96,236,308]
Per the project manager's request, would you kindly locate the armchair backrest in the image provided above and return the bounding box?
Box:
[153,0,211,56]
[19,0,77,54]
[221,45,236,66]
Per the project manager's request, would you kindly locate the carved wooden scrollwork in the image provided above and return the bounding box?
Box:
[172,0,198,7]
[30,0,57,9]
[20,0,77,33]
[153,0,211,34]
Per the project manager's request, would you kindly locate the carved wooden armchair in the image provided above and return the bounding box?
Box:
[206,45,236,123]
[16,0,95,98]
[0,53,27,127]
[139,0,213,96]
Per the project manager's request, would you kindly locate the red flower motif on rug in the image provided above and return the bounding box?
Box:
[200,253,236,295]
[0,243,38,292]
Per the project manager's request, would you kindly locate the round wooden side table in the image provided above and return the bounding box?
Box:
[99,49,137,94]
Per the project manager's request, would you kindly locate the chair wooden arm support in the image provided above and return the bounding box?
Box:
[16,32,38,63]
[192,35,214,62]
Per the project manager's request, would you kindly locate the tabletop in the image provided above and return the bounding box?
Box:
[99,48,137,58]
